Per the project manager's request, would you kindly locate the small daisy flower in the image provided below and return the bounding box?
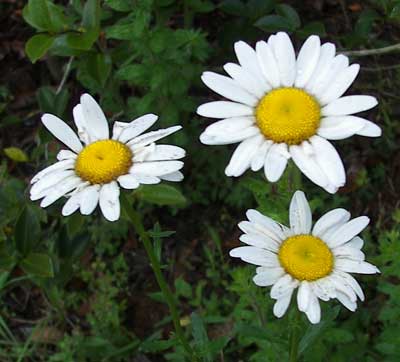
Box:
[230,191,379,324]
[198,32,381,193]
[30,94,185,221]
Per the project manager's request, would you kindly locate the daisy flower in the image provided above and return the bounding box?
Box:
[230,191,379,324]
[197,32,381,193]
[30,94,185,221]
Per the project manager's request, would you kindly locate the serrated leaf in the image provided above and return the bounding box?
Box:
[135,184,187,207]
[4,147,29,162]
[20,253,54,278]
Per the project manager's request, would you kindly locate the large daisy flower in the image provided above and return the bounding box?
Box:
[30,94,185,221]
[197,32,381,193]
[230,191,379,324]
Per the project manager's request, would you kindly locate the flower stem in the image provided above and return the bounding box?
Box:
[289,307,301,362]
[120,194,195,359]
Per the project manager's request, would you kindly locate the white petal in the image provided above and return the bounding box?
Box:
[322,95,378,117]
[244,210,287,241]
[143,145,186,161]
[318,64,360,105]
[225,135,264,177]
[271,32,296,87]
[264,143,289,182]
[134,175,160,184]
[325,216,370,248]
[253,268,285,287]
[200,125,259,145]
[295,35,321,88]
[30,170,75,199]
[117,114,158,143]
[62,191,82,216]
[41,114,83,153]
[128,126,182,149]
[305,42,336,91]
[40,176,83,208]
[73,104,92,144]
[80,93,109,140]
[251,140,272,171]
[117,174,140,189]
[31,159,74,184]
[335,259,379,274]
[333,246,365,261]
[310,54,349,97]
[223,63,267,98]
[290,190,312,234]
[160,171,184,182]
[197,101,254,119]
[234,41,270,90]
[318,116,366,140]
[255,40,280,88]
[309,136,345,189]
[57,150,77,161]
[357,120,382,137]
[290,144,333,193]
[273,289,293,318]
[271,274,298,299]
[130,160,183,177]
[200,117,255,137]
[201,71,258,106]
[297,281,311,312]
[239,233,279,252]
[304,293,321,324]
[99,181,120,222]
[336,291,357,311]
[333,270,365,301]
[345,236,364,250]
[80,185,100,215]
[312,208,350,238]
[230,246,279,267]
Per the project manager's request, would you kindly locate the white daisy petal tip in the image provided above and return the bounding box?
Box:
[231,190,379,323]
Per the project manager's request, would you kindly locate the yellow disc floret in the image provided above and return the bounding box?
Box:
[75,140,132,184]
[278,234,333,281]
[255,87,321,145]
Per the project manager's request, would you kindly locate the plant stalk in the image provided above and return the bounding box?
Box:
[289,307,301,362]
[121,194,195,359]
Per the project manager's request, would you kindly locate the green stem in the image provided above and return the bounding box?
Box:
[121,194,195,359]
[289,307,301,362]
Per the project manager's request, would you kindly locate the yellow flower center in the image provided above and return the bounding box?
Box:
[75,140,132,184]
[278,234,333,281]
[255,87,321,145]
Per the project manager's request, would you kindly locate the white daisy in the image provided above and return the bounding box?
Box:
[197,32,381,193]
[30,93,185,221]
[230,190,379,324]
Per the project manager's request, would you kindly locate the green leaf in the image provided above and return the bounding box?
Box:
[220,0,246,16]
[37,86,70,117]
[22,0,67,33]
[20,253,54,278]
[25,34,54,63]
[275,4,301,29]
[65,0,100,50]
[354,9,379,37]
[4,147,29,162]
[247,0,275,19]
[135,184,187,207]
[104,0,134,12]
[254,14,296,32]
[297,21,327,38]
[14,206,40,256]
[86,53,112,88]
[191,312,212,362]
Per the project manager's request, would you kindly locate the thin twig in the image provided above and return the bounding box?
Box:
[361,64,400,72]
[56,56,74,94]
[339,0,351,31]
[341,43,400,57]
